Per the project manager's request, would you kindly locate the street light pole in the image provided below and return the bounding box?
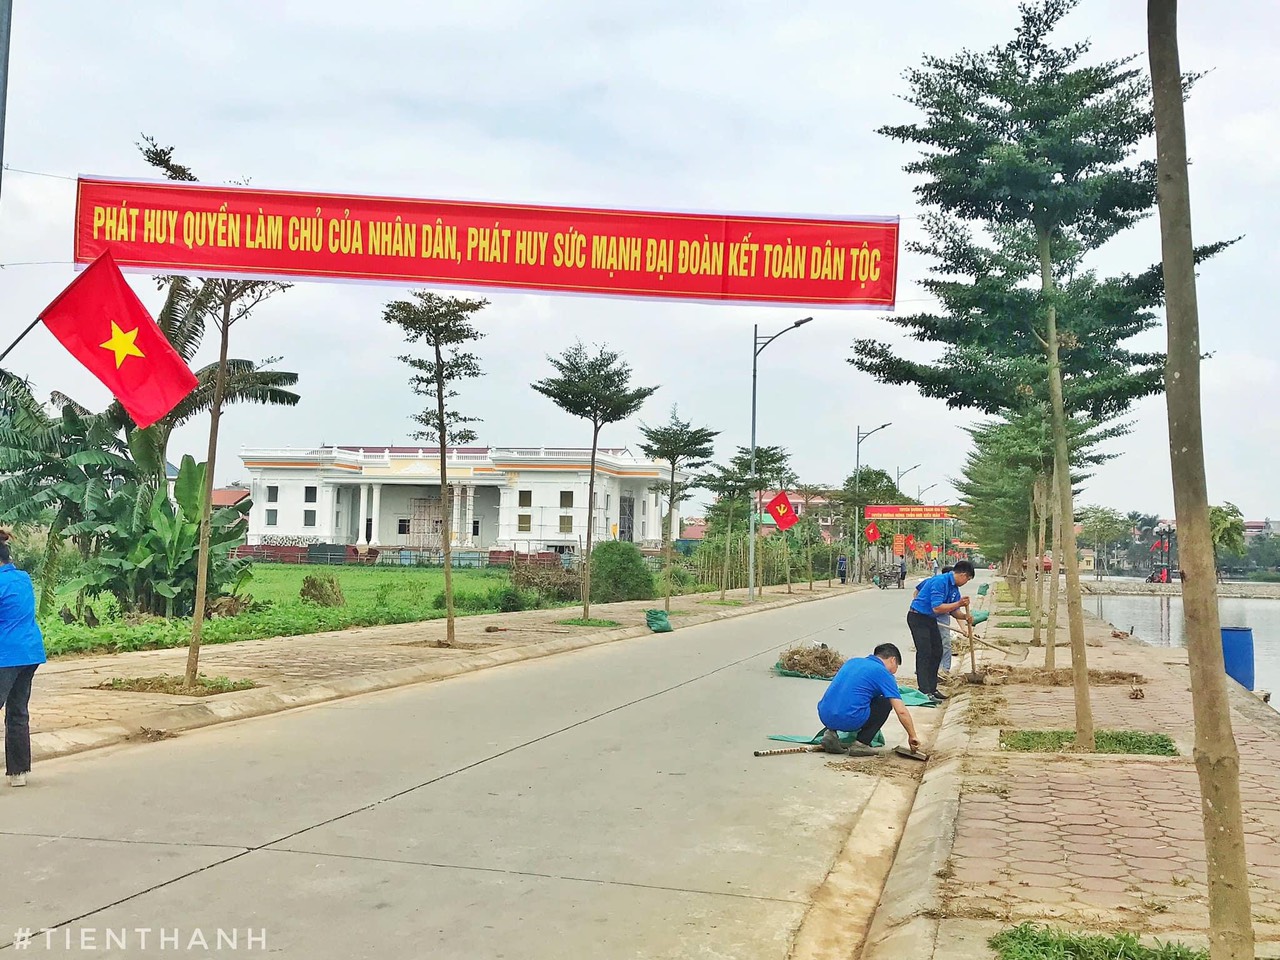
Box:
[0,0,12,206]
[917,482,938,500]
[854,422,891,583]
[747,316,812,601]
[896,464,920,490]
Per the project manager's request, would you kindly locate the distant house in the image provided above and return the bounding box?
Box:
[680,518,708,541]
[213,488,251,508]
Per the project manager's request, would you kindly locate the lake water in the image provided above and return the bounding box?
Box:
[1089,592,1280,699]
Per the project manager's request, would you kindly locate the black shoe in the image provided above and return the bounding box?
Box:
[820,729,845,754]
[929,692,948,702]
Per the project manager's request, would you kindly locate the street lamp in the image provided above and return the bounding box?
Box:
[896,464,920,490]
[747,316,813,601]
[917,483,938,500]
[854,422,891,583]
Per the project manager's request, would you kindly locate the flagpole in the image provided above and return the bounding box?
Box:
[0,315,40,365]
[0,0,12,205]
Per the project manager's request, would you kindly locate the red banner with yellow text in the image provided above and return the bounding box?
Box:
[864,505,953,520]
[74,178,899,308]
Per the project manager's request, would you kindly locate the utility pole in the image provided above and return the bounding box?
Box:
[0,0,13,206]
[854,422,891,583]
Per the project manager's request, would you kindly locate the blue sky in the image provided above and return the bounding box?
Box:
[1,0,1277,519]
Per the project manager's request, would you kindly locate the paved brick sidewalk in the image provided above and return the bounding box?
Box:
[27,581,859,762]
[867,593,1280,957]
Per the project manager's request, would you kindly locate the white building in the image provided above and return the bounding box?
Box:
[238,445,684,554]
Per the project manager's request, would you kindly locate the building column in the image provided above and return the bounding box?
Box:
[370,483,383,546]
[462,484,475,546]
[455,481,465,542]
[498,485,514,546]
[356,484,368,546]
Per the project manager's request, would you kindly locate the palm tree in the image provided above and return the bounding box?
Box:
[126,278,300,483]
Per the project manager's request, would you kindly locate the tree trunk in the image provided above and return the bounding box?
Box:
[720,502,734,600]
[784,537,792,594]
[808,528,815,591]
[37,525,62,621]
[1034,476,1048,647]
[582,425,600,620]
[1039,225,1095,751]
[437,340,456,648]
[1026,492,1040,646]
[185,294,232,686]
[1149,3,1256,953]
[1046,464,1061,671]
[664,462,676,613]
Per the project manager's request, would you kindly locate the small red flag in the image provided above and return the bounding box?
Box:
[864,521,881,543]
[765,492,799,531]
[905,534,916,552]
[1150,540,1162,553]
[925,542,934,554]
[39,251,197,429]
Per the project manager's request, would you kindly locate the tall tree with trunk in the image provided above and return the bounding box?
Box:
[855,0,1228,748]
[1149,1,1255,951]
[137,138,291,686]
[700,461,751,600]
[385,293,487,648]
[793,483,828,590]
[638,406,718,612]
[532,342,658,621]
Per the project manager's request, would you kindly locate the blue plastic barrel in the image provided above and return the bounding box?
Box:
[1221,626,1255,691]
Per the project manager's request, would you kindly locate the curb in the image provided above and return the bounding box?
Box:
[860,692,972,960]
[34,585,865,764]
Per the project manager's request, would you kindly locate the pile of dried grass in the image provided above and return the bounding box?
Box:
[778,644,846,678]
[983,664,1144,686]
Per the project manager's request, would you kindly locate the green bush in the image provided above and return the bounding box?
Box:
[1247,571,1280,583]
[590,542,655,603]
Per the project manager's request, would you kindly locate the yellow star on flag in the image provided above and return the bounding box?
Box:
[100,321,145,369]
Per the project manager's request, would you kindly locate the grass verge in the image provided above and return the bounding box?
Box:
[95,675,257,696]
[555,618,622,628]
[999,729,1177,756]
[990,922,1204,959]
[697,599,745,607]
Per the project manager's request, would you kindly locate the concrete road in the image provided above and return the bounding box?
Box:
[1,584,934,959]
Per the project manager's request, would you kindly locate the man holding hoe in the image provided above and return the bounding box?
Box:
[909,559,975,701]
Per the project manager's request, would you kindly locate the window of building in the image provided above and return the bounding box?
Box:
[606,493,611,510]
[560,490,573,509]
[304,486,317,503]
[518,514,532,532]
[397,518,411,535]
[303,509,317,527]
[641,499,647,516]
[518,490,532,508]
[472,518,481,537]
[559,515,573,534]
[266,485,279,503]
[265,509,278,526]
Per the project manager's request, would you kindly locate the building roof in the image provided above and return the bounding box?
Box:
[212,488,251,507]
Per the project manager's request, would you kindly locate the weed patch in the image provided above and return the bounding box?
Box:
[96,675,257,696]
[555,618,621,628]
[989,922,1204,959]
[999,730,1177,756]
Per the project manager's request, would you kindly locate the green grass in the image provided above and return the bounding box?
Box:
[1004,608,1030,617]
[42,565,519,657]
[96,674,257,696]
[697,599,745,607]
[990,922,1204,959]
[999,730,1178,756]
[997,620,1034,628]
[555,618,621,628]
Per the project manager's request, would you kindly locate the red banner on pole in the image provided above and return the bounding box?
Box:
[905,534,916,552]
[864,521,882,543]
[74,178,900,308]
[892,533,906,556]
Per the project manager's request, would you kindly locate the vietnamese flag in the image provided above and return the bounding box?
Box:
[864,521,881,543]
[39,251,198,429]
[766,492,799,531]
[905,534,916,552]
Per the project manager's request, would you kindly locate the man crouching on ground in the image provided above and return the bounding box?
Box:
[817,643,921,757]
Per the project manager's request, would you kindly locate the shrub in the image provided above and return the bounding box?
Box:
[590,542,655,603]
[300,573,345,607]
[510,563,582,603]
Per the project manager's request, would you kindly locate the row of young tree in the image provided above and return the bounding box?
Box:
[863,2,1252,951]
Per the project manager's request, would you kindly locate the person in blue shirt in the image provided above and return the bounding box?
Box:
[817,643,921,757]
[908,560,974,701]
[0,532,47,787]
[836,554,848,584]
